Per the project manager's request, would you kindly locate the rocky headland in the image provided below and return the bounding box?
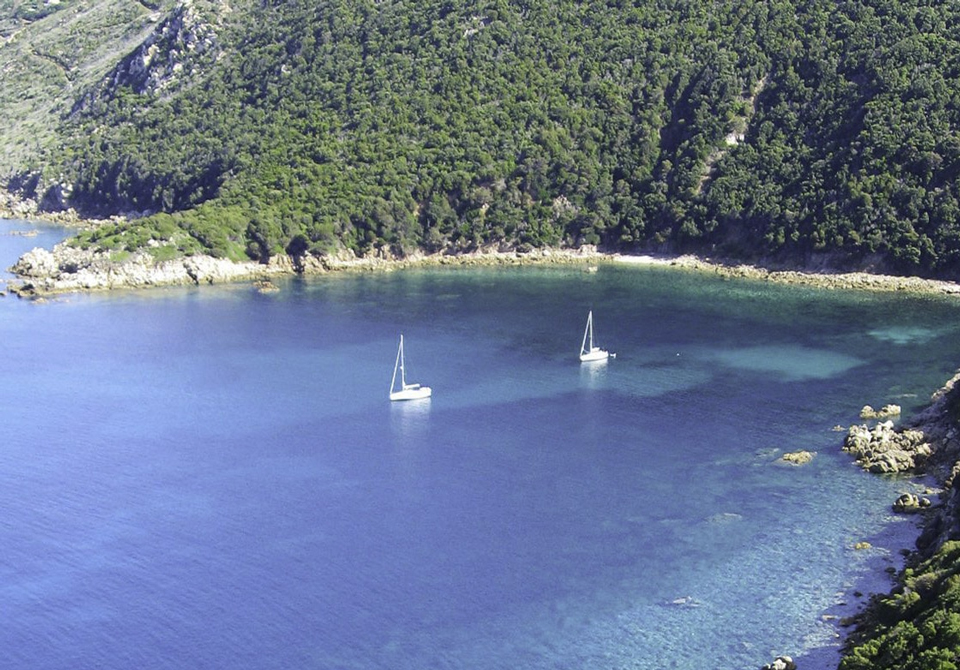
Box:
[9,243,291,295]
[843,372,960,483]
[838,370,960,538]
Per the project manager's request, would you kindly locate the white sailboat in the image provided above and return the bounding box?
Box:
[389,334,432,401]
[579,310,614,362]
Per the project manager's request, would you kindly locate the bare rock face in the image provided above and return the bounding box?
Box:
[843,420,932,474]
[11,247,58,277]
[8,241,283,294]
[113,0,222,95]
[71,0,228,117]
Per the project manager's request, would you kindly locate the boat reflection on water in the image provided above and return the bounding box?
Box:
[390,393,432,440]
[579,356,609,389]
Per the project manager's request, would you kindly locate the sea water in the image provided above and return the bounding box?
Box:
[3,218,960,670]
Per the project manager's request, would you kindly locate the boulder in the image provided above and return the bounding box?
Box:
[761,656,797,670]
[860,404,902,419]
[893,492,932,514]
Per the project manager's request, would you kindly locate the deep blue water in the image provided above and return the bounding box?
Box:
[3,218,960,669]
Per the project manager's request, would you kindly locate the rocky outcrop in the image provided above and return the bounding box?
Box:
[780,450,814,465]
[8,242,286,294]
[860,404,901,420]
[892,492,932,514]
[72,0,227,116]
[843,421,932,474]
[760,656,796,670]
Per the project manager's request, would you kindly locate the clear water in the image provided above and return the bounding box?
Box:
[3,218,960,670]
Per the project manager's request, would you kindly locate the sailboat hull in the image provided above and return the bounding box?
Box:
[390,385,432,401]
[579,348,610,362]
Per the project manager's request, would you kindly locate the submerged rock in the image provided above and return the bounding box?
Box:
[254,279,280,293]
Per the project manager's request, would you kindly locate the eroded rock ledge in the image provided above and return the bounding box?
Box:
[9,244,289,294]
[6,241,606,296]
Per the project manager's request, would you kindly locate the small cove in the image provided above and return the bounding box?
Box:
[3,218,960,669]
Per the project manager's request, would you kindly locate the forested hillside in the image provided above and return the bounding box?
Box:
[4,0,960,278]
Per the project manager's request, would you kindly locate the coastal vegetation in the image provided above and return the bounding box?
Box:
[2,0,960,279]
[841,540,960,670]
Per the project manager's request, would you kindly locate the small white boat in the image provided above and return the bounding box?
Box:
[389,334,432,401]
[579,310,615,362]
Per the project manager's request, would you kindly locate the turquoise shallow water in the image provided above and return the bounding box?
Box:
[3,218,960,669]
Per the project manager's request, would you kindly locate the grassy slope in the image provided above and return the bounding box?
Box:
[0,0,173,174]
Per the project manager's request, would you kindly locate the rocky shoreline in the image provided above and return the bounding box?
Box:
[7,236,960,299]
[831,370,960,667]
[4,192,960,296]
[4,240,616,296]
[614,254,960,296]
[0,191,129,230]
[894,370,960,553]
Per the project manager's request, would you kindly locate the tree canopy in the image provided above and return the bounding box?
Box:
[8,0,960,278]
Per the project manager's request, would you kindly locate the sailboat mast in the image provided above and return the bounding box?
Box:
[581,311,592,355]
[399,334,406,387]
[391,335,403,393]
